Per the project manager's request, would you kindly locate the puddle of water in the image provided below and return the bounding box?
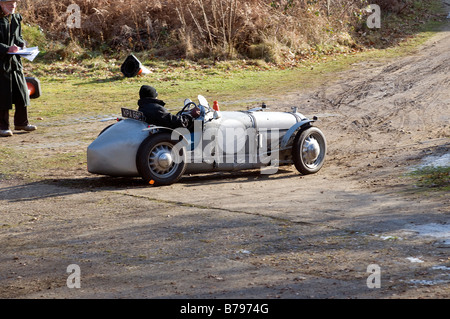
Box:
[409,279,449,286]
[432,265,450,271]
[406,257,424,263]
[432,239,450,248]
[418,153,450,168]
[407,223,450,239]
[407,264,450,286]
[380,235,402,241]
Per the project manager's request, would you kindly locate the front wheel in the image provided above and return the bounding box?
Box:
[136,133,187,186]
[292,126,326,175]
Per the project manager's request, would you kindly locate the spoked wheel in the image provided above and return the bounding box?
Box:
[136,133,187,186]
[292,126,327,175]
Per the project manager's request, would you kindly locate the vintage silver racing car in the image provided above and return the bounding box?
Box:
[87,96,326,186]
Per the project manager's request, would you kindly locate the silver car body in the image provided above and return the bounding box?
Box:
[87,96,320,178]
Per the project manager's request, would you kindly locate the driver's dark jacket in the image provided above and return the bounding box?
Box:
[138,97,191,129]
[0,12,29,110]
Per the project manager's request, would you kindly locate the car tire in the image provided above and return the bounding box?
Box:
[292,126,326,175]
[136,132,187,186]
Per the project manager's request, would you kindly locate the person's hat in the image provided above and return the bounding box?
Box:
[139,85,158,99]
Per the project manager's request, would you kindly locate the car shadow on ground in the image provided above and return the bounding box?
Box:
[0,168,299,202]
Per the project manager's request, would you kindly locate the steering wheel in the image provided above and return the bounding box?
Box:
[177,102,205,119]
[177,101,197,116]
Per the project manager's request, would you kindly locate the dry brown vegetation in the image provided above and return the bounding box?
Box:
[19,0,442,62]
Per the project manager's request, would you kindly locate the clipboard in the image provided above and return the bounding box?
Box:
[7,46,39,62]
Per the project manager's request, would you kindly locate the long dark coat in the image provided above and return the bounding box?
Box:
[0,12,29,110]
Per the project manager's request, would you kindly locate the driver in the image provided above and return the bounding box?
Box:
[137,85,199,129]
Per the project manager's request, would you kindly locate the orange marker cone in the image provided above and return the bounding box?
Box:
[213,101,220,111]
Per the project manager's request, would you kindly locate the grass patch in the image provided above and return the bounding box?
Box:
[408,166,450,191]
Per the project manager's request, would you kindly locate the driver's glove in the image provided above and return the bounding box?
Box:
[190,106,201,119]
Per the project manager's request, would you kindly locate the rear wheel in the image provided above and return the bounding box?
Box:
[136,133,187,186]
[292,127,326,175]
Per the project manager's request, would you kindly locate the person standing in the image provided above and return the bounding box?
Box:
[0,0,36,137]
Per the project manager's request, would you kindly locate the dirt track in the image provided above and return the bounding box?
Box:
[1,13,449,299]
